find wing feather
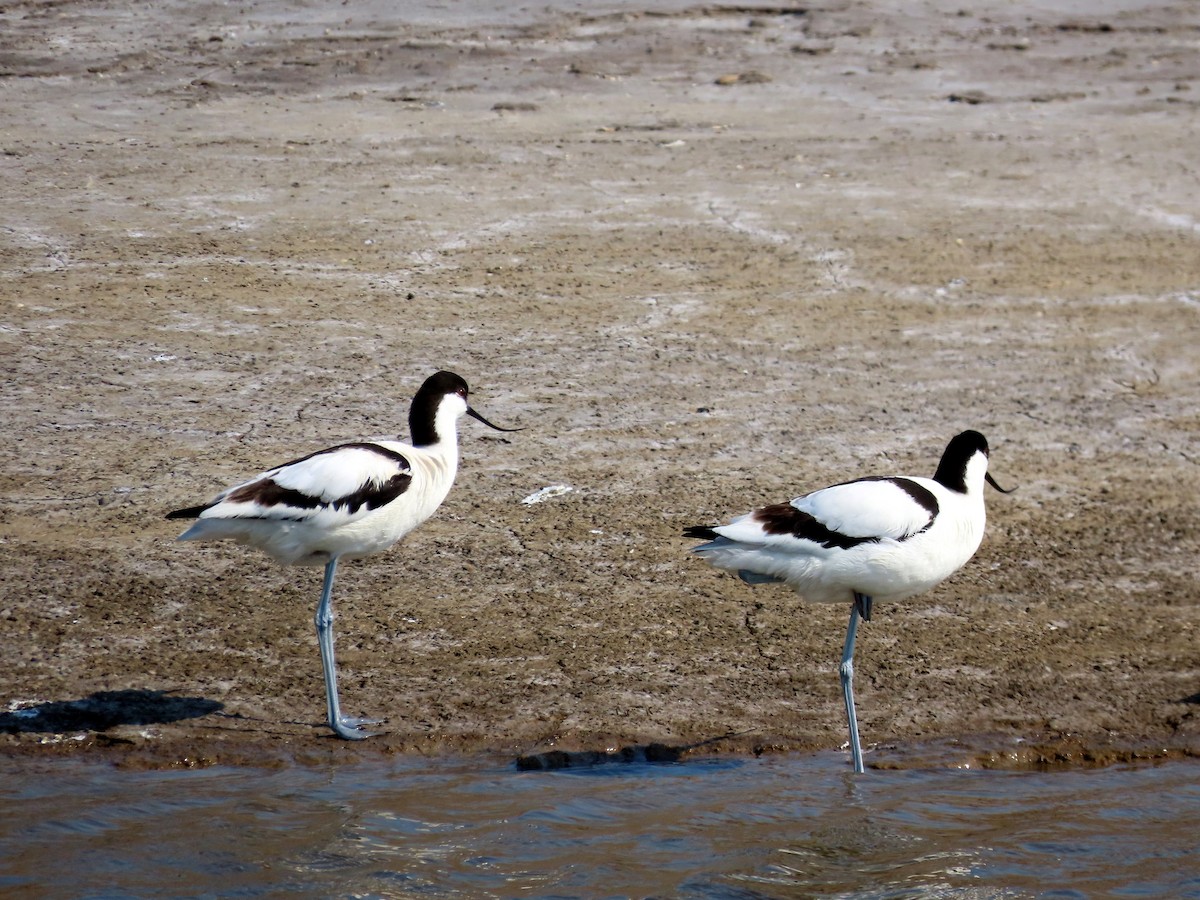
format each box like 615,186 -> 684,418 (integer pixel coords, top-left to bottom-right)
714,477 -> 938,550
200,443 -> 413,523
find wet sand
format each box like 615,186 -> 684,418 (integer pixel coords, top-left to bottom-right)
1,0 -> 1198,769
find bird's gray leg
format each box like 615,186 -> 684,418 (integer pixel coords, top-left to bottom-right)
854,592 -> 873,623
840,593 -> 870,773
315,557 -> 381,740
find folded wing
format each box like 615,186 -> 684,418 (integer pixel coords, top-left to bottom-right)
192,443 -> 414,524
714,476 -> 939,551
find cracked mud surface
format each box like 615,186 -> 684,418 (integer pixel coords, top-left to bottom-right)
1,0 -> 1198,769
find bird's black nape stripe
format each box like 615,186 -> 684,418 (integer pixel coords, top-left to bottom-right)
933,429 -> 989,493
683,525 -> 721,541
410,371 -> 469,447
755,503 -> 880,550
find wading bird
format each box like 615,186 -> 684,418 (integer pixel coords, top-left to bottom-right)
168,370 -> 519,740
685,430 -> 1011,772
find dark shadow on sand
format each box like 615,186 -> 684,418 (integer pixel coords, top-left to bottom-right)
0,689 -> 223,734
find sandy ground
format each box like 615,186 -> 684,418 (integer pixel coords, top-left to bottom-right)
1,0 -> 1198,770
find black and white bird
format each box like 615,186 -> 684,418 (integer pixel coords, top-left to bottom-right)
684,430 -> 1011,773
167,370 -> 519,740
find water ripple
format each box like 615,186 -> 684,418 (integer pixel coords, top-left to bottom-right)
1,755 -> 1198,898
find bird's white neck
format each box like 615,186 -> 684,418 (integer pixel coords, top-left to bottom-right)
963,452 -> 990,498
411,393 -> 467,449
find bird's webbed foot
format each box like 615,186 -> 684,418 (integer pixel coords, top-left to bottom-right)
330,715 -> 384,741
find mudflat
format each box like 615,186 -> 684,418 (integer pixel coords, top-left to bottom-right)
1,0 -> 1197,769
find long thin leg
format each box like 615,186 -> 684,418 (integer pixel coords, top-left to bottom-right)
315,557 -> 382,740
840,593 -> 871,774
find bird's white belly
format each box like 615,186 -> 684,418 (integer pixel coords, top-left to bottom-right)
799,525 -> 985,603
317,485 -> 450,563
701,522 -> 985,605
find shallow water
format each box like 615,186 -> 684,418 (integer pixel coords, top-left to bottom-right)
2,752 -> 1198,898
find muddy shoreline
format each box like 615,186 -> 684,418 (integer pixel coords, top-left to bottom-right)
1,0 -> 1198,769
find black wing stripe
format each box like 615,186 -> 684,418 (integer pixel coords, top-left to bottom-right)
272,441 -> 414,471
333,472 -> 413,514
753,477 -> 940,547
868,476 -> 939,536
219,442 -> 415,518
753,502 -> 878,550
222,472 -> 413,518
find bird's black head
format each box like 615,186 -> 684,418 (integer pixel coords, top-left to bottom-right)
410,370 -> 520,446
932,430 -> 1012,494
409,371 -> 469,446
416,370 -> 470,404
